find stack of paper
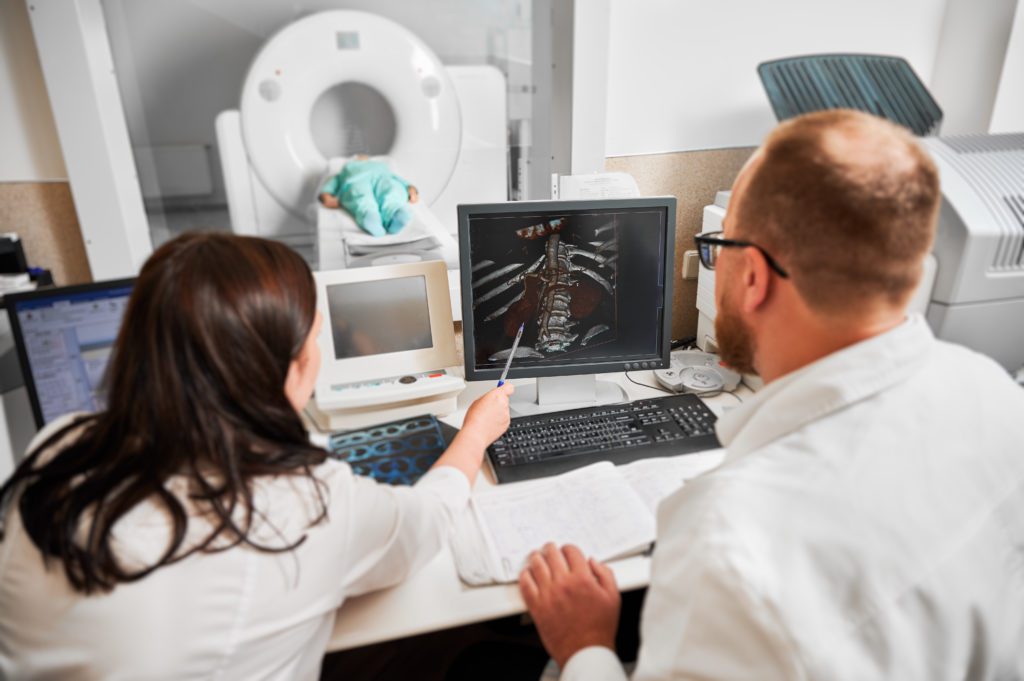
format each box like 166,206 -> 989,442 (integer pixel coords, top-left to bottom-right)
452,450 -> 725,585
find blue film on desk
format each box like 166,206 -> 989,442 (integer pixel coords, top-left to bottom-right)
327,415 -> 457,486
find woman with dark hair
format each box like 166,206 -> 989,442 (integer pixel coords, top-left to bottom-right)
0,233 -> 513,679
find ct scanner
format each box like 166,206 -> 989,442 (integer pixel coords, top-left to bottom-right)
216,10 -> 507,270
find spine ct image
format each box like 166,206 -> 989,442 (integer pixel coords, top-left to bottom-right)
473,217 -> 619,366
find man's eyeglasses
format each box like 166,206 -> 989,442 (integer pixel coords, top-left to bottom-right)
693,231 -> 789,278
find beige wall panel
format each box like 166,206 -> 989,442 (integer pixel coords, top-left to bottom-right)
605,148 -> 754,340
0,182 -> 92,285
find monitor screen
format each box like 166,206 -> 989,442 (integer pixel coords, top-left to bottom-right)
313,260 -> 459,395
327,275 -> 433,359
459,198 -> 675,380
7,281 -> 133,428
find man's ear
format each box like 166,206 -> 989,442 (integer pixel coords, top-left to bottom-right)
739,247 -> 773,314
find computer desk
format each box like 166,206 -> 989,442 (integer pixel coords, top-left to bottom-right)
326,370 -> 750,652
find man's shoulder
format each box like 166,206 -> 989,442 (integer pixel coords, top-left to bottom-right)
655,434 -> 861,561
916,338 -> 1024,418
930,339 -> 1019,388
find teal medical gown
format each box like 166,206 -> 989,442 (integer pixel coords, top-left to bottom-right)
320,160 -> 413,237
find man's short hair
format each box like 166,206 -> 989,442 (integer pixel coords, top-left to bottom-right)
736,109 -> 940,314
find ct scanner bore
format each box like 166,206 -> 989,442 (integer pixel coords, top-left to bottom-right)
238,10 -> 462,219
309,82 -> 398,160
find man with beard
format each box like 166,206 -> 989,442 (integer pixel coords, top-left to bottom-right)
519,109 -> 1024,680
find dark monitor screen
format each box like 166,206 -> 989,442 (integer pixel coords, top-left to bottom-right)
458,198 -> 675,381
5,279 -> 134,429
327,275 -> 433,359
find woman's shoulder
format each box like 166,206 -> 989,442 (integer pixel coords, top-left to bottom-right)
24,412 -> 96,466
249,458 -> 355,518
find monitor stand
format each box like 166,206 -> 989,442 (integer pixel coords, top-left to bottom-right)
510,374 -> 627,417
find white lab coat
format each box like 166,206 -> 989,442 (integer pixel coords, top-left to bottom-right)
0,420 -> 469,680
563,315 -> 1024,680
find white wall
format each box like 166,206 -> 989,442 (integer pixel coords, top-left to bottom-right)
990,0 -> 1024,133
604,0 -> 949,156
930,0 -> 1019,134
0,0 -> 66,181
0,0 -> 68,481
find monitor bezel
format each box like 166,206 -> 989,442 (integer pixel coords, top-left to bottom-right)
458,197 -> 676,382
4,277 -> 136,430
313,260 -> 457,389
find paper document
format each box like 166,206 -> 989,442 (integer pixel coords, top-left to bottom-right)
619,450 -> 725,514
452,449 -> 725,585
557,172 -> 640,200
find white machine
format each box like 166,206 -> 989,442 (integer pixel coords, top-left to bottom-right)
654,349 -> 742,394
695,132 -> 1024,376
920,133 -> 1024,372
307,260 -> 465,431
216,10 -> 507,270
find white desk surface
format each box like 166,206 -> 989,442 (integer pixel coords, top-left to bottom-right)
327,371 -> 749,651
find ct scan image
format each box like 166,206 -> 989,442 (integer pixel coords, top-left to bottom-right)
468,209 -> 666,371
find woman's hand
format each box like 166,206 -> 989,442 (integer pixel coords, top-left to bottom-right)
460,383 -> 515,448
431,384 -> 514,483
320,193 -> 340,209
408,185 -> 420,204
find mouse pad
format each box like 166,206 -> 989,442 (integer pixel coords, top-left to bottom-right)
327,415 -> 459,486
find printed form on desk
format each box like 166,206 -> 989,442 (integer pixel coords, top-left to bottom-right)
451,450 -> 725,585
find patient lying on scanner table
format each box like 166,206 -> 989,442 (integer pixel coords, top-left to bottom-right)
319,155 -> 420,237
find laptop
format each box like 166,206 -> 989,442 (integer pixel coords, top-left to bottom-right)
5,279 -> 134,429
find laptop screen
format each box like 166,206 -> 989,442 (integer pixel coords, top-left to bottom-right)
6,280 -> 133,428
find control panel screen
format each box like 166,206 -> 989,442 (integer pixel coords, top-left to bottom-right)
327,275 -> 433,359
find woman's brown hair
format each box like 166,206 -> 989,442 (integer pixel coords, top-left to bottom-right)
0,233 -> 327,594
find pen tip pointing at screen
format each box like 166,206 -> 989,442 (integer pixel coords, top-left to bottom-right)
497,323 -> 526,387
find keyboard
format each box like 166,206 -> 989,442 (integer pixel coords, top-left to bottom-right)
487,393 -> 720,483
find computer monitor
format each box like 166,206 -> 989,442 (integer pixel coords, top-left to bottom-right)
5,279 -> 134,429
310,260 -> 464,429
458,198 -> 676,414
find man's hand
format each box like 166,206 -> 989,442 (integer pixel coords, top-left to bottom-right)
320,193 -> 340,209
408,185 -> 419,204
519,543 -> 621,669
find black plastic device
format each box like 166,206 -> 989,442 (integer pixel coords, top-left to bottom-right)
487,393 -> 719,484
458,197 -> 676,383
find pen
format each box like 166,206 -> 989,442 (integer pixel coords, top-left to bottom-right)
497,323 -> 525,387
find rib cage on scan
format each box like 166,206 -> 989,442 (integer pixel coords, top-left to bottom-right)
472,216 -> 619,365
